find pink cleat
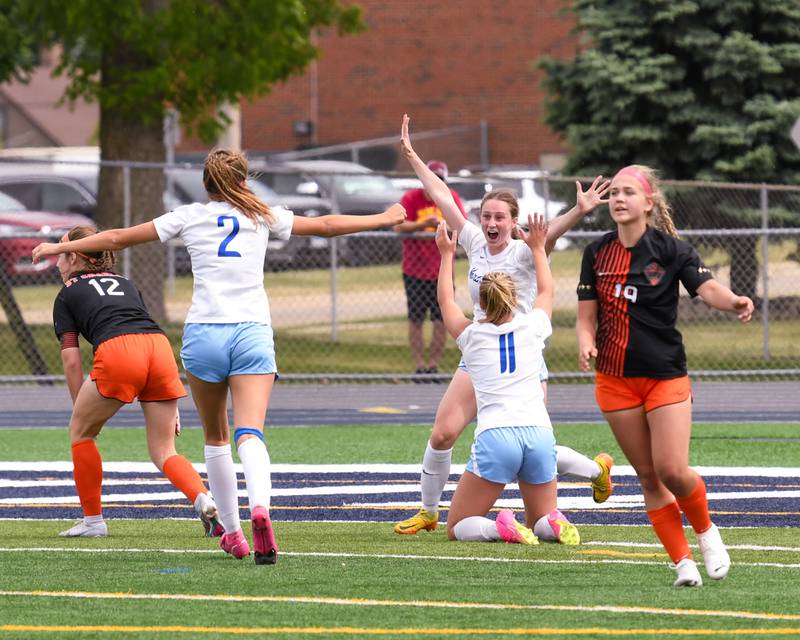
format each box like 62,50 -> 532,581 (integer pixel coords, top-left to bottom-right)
220,528 -> 250,559
547,509 -> 581,545
251,505 -> 278,565
495,509 -> 538,545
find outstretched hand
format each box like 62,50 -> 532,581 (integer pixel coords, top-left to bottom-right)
32,242 -> 59,264
400,114 -> 416,162
517,213 -> 548,252
435,220 -> 457,256
576,175 -> 611,215
733,296 -> 754,323
383,203 -> 407,226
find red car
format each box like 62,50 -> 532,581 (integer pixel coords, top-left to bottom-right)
0,192 -> 94,283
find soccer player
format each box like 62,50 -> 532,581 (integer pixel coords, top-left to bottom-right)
51,226 -> 221,538
576,165 -> 754,586
394,114 -> 614,536
33,149 -> 406,563
435,214 -> 578,545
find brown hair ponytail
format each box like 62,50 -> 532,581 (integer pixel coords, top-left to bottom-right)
203,149 -> 274,225
65,226 -> 116,272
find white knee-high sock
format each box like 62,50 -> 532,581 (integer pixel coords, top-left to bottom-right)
237,436 -> 271,511
534,514 -> 558,541
421,441 -> 452,514
204,444 -> 240,532
555,445 -> 600,479
453,516 -> 502,541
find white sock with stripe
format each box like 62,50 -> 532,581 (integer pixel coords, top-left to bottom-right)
237,436 -> 272,511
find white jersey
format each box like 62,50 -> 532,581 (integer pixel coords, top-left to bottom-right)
456,309 -> 552,436
153,201 -> 294,324
458,220 -> 537,321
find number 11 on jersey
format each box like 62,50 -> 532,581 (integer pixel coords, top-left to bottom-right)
499,332 -> 516,374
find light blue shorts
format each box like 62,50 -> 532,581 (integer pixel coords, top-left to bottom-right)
458,357 -> 549,382
181,322 -> 276,383
465,426 -> 556,485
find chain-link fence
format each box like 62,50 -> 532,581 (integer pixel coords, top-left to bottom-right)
0,157 -> 797,383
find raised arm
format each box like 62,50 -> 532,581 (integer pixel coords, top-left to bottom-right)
292,203 -> 406,237
32,222 -> 159,263
696,280 -> 754,322
519,214 -> 553,318
400,115 -> 466,232
435,221 -> 470,339
544,176 -> 610,255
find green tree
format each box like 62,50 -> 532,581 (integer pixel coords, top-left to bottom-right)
540,0 -> 800,299
0,0 -> 362,319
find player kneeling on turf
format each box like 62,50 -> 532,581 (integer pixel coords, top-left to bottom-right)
435,215 -> 579,546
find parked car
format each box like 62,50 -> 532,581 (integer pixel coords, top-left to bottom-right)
168,167 -> 335,270
0,191 -> 94,283
254,160 -> 405,265
0,171 -> 97,217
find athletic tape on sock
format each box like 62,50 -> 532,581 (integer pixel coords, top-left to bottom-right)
234,427 -> 264,443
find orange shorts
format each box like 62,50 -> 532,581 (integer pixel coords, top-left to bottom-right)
91,333 -> 186,403
595,372 -> 691,413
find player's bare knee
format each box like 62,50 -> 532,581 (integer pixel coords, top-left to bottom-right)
656,465 -> 691,493
636,468 -> 662,493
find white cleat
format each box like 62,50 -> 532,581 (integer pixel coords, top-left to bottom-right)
672,558 -> 703,587
697,523 -> 731,580
58,520 -> 108,538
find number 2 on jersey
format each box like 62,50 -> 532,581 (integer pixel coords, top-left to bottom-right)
499,332 -> 516,374
217,215 -> 242,257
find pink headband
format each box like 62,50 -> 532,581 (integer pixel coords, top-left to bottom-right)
614,166 -> 652,195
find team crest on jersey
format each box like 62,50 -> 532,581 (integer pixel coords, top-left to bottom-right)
644,262 -> 665,285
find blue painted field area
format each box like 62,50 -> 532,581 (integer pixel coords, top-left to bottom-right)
2,463 -> 798,528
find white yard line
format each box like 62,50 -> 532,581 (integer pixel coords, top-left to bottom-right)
4,461 -> 800,476
0,546 -> 799,569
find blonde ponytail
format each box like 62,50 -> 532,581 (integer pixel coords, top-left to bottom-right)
479,271 -> 517,324
629,164 -> 679,238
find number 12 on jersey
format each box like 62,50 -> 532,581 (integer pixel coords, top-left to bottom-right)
499,332 -> 516,374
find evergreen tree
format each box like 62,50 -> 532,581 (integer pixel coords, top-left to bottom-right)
540,0 -> 800,298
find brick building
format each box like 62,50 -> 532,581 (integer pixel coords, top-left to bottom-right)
203,0 -> 578,172
1,3 -> 578,173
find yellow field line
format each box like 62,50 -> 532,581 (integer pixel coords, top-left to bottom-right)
2,624 -> 800,636
1,590 -> 799,622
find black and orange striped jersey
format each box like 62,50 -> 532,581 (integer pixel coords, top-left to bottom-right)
577,227 -> 713,379
53,271 -> 163,352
